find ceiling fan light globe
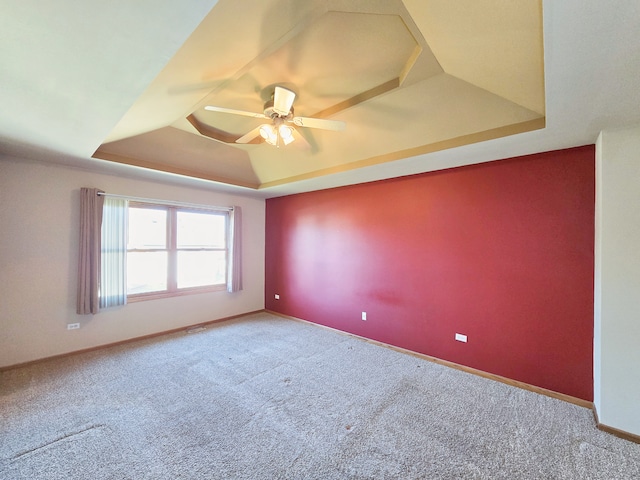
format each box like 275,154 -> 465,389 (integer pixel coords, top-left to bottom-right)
259,125 -> 277,145
282,135 -> 295,146
279,125 -> 294,141
259,124 -> 272,140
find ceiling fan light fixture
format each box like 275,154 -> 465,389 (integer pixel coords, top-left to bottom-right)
205,84 -> 345,147
258,121 -> 296,147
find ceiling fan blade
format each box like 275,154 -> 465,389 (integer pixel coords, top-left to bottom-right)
273,86 -> 296,116
204,105 -> 267,119
235,125 -> 264,144
292,116 -> 346,131
293,127 -> 314,152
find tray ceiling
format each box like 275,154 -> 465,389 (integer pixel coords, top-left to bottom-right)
94,0 -> 545,189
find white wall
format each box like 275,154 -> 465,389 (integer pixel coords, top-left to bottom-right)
0,155 -> 265,368
594,124 -> 640,436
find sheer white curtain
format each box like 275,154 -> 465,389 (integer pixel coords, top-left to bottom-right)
227,206 -> 243,293
100,197 -> 128,308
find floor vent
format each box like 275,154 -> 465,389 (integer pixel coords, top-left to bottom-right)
186,326 -> 206,334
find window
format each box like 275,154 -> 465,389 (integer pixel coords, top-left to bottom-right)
127,203 -> 229,299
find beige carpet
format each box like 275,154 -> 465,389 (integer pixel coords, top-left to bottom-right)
1,312 -> 639,479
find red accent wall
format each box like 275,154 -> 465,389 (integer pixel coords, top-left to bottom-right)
265,146 -> 595,401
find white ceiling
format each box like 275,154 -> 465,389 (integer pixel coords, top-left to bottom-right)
1,0 -> 639,199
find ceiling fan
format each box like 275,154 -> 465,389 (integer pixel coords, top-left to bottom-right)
204,86 -> 346,148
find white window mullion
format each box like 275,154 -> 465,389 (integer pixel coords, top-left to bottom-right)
168,207 -> 178,292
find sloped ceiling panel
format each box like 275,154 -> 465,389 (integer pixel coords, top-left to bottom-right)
97,126 -> 260,188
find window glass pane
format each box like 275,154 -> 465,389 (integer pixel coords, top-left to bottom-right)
177,211 -> 226,248
177,251 -> 226,288
128,207 -> 166,249
127,251 -> 167,294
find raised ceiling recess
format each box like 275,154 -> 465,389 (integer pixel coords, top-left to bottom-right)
94,0 -> 545,190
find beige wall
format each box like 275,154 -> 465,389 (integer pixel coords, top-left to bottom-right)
594,123 -> 640,436
0,155 -> 265,368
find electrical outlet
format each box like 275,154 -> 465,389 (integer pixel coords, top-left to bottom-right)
274,294 -> 280,300
455,333 -> 467,343
361,312 -> 367,321
67,323 -> 80,330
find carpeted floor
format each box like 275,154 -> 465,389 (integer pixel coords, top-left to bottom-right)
1,312 -> 639,479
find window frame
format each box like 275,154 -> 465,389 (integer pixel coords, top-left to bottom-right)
127,202 -> 229,302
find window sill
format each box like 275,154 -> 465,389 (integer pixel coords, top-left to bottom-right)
127,284 -> 227,303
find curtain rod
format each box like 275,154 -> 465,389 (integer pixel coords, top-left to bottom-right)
97,192 -> 233,212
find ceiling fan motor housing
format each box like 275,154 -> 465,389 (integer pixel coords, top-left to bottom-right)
263,98 -> 294,120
